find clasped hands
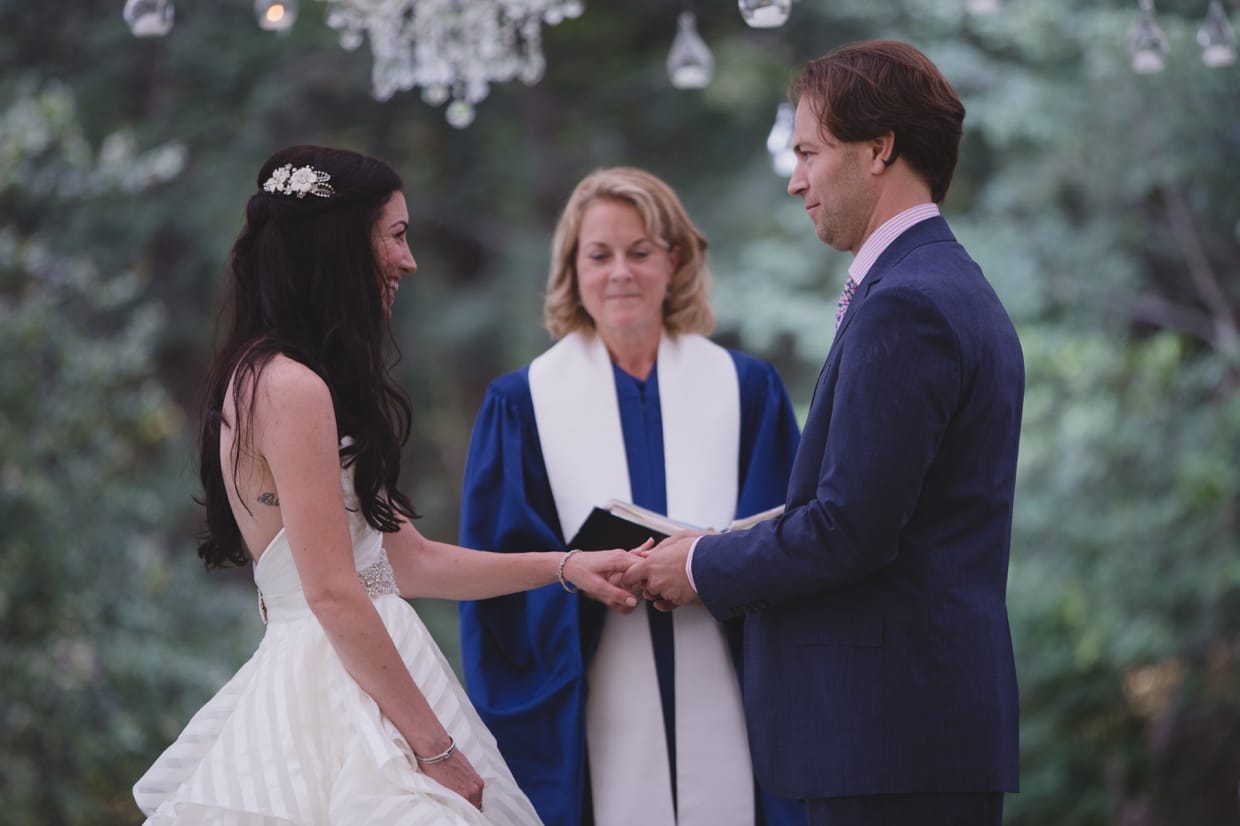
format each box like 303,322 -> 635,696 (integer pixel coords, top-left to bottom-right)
621,531 -> 709,612
565,530 -> 709,612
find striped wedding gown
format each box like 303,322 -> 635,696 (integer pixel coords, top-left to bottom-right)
133,461 -> 542,825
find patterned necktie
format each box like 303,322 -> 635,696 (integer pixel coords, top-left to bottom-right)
834,276 -> 859,330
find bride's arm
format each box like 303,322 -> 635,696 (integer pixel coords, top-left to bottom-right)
385,522 -> 640,607
254,359 -> 482,807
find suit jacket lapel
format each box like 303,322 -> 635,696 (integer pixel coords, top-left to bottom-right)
832,215 -> 956,342
810,216 -> 958,407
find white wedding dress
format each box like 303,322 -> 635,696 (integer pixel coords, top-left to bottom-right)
134,460 -> 542,825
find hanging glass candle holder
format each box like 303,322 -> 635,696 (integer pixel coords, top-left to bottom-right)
1126,0 -> 1170,74
256,0 -> 298,32
667,12 -> 714,90
738,0 -> 791,29
964,0 -> 1000,14
766,101 -> 797,177
1197,0 -> 1237,67
123,0 -> 174,37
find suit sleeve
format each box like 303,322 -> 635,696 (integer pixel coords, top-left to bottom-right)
696,287 -> 961,618
457,373 -> 587,825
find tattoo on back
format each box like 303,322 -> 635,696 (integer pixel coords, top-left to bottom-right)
257,492 -> 280,507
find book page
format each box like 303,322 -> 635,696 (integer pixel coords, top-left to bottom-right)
602,499 -> 784,535
725,504 -> 785,532
604,499 -> 701,536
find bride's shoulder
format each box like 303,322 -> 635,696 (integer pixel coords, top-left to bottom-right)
255,355 -> 329,400
248,356 -> 335,436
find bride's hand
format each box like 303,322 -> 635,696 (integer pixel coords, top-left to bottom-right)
604,570 -> 646,615
419,747 -> 485,810
606,538 -> 655,613
564,549 -> 639,610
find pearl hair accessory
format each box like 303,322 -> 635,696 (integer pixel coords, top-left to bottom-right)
262,163 -> 335,199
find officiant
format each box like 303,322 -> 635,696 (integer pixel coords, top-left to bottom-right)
458,166 -> 804,826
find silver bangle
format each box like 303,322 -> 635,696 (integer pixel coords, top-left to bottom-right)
558,549 -> 583,593
414,736 -> 457,765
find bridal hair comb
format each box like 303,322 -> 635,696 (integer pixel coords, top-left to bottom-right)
262,163 -> 334,199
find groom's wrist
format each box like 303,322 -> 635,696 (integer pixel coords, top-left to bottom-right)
684,536 -> 703,593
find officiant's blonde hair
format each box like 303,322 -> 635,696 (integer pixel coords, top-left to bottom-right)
544,167 -> 715,339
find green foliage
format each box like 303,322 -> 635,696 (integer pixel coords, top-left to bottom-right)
1010,331 -> 1240,824
0,84 -> 259,824
3,2 -> 1239,823
941,6 -> 1240,821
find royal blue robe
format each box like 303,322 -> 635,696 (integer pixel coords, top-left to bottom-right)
459,349 -> 803,826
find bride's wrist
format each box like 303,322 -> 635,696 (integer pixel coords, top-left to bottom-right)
412,735 -> 456,765
410,732 -> 454,761
557,549 -> 583,593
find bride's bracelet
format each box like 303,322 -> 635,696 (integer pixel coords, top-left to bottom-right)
558,549 -> 583,593
414,737 -> 457,765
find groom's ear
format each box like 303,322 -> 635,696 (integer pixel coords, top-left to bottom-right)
869,131 -> 897,173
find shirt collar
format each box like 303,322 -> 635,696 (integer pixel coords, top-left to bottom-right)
848,203 -> 941,285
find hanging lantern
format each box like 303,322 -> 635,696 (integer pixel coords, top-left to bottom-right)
667,11 -> 714,90
256,0 -> 298,32
123,0 -> 174,37
738,0 -> 791,29
1127,0 -> 1170,73
1197,0 -> 1237,67
964,0 -> 1001,14
766,102 -> 796,177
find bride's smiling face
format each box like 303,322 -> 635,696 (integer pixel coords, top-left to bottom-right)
372,191 -> 416,317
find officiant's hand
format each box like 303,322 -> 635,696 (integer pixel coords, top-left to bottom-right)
563,549 -> 641,610
624,531 -> 706,611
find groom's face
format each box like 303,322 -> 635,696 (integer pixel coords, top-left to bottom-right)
787,95 -> 876,256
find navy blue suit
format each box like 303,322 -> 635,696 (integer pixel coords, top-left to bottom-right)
692,217 -> 1023,804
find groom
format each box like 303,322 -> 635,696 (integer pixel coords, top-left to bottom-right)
626,40 -> 1023,826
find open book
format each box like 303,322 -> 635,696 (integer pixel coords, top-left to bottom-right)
567,500 -> 785,551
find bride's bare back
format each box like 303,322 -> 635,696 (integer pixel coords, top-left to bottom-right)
219,354 -> 322,564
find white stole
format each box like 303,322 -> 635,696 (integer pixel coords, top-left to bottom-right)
528,331 -> 755,826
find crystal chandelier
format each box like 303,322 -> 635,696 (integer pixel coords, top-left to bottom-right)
122,0 -> 585,127
323,0 -> 584,126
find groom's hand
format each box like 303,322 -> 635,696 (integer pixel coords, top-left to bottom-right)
623,531 -> 705,611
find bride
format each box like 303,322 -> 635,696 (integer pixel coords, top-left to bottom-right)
133,145 -> 639,825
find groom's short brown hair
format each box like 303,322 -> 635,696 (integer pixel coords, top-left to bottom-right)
792,40 -> 966,204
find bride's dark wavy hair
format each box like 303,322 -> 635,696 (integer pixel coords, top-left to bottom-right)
198,145 -> 418,569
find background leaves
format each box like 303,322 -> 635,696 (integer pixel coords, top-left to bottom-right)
1,1 -> 1237,823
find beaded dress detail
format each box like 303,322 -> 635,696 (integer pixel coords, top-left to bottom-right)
134,456 -> 541,825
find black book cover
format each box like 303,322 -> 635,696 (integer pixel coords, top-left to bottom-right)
567,507 -> 671,551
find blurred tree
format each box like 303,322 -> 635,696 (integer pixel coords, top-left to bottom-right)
1011,330 -> 1240,825
1,1 -> 1237,823
934,4 -> 1240,824
0,83 -> 260,823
